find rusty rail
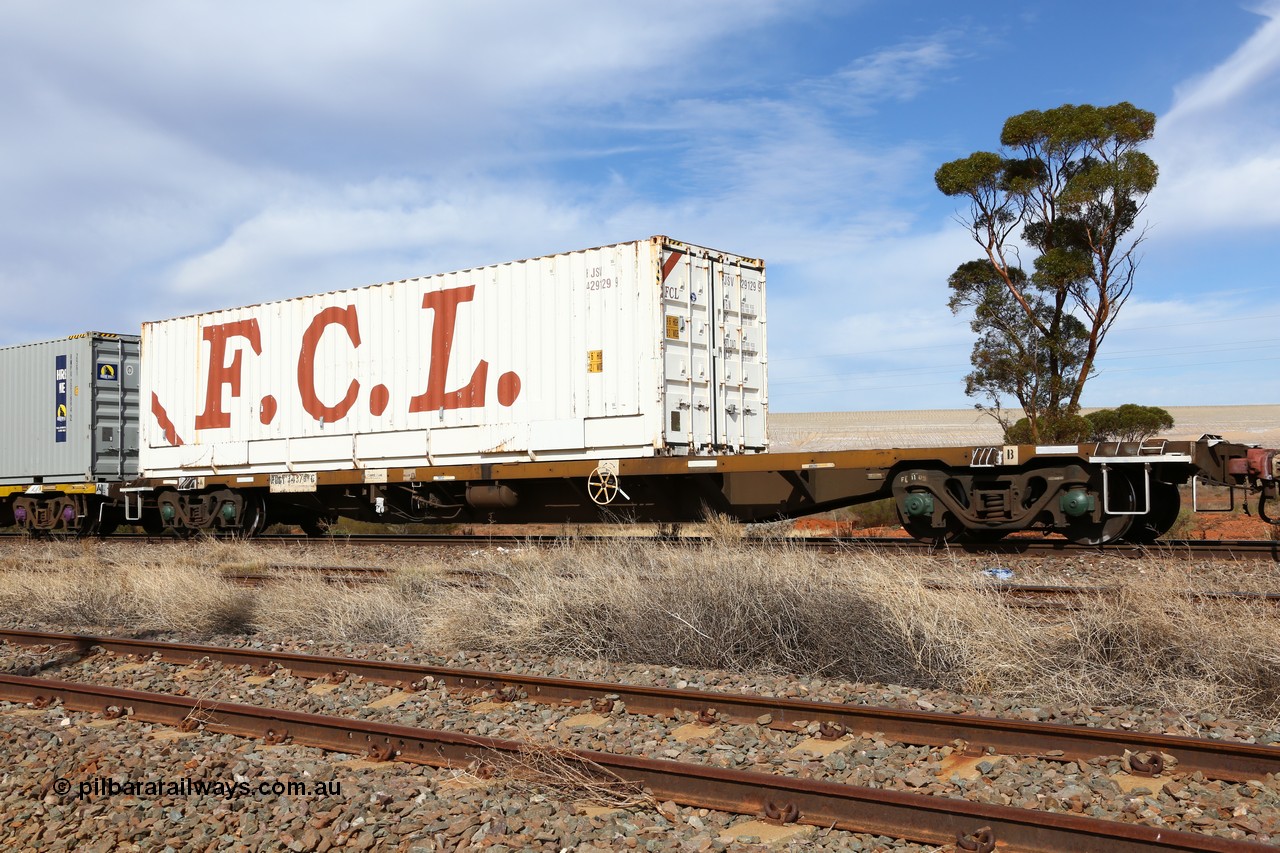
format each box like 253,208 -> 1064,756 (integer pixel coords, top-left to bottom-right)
1,530 -> 1278,559
5,629 -> 1278,782
0,674 -> 1268,852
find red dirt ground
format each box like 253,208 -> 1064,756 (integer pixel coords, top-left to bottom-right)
1178,514 -> 1275,540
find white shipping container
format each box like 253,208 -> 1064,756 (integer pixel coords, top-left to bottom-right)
141,237 -> 767,477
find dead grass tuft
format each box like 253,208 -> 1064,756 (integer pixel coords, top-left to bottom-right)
485,743 -> 653,810
425,540 -> 1010,684
0,561 -> 252,635
251,575 -> 428,643
422,540 -> 1280,722
1021,566 -> 1280,720
4,537 -> 1279,722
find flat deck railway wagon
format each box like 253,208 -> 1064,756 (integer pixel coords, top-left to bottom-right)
1,236 -> 1277,542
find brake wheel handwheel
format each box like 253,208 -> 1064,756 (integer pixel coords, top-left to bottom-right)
587,467 -> 620,505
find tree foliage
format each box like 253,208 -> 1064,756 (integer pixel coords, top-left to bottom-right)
1084,404 -> 1174,442
1003,414 -> 1091,445
1003,404 -> 1173,444
936,103 -> 1158,443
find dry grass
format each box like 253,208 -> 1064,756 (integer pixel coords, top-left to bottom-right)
2,537 -> 1279,722
0,548 -> 253,635
1031,569 -> 1280,717
251,575 -> 430,643
419,540 -> 1280,721
481,743 -> 654,809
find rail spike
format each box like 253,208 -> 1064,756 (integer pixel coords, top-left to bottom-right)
1128,751 -> 1165,778
817,721 -> 847,741
956,825 -> 996,853
762,800 -> 800,826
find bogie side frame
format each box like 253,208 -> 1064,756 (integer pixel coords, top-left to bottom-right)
9,434 -> 1267,544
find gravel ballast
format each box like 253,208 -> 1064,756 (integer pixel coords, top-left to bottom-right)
2,625 -> 1278,849
2,540 -> 1280,849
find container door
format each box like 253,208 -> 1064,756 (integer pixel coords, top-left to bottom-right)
710,257 -> 766,450
90,336 -> 140,480
660,246 -> 716,450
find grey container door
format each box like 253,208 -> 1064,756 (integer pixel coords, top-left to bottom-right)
90,336 -> 140,480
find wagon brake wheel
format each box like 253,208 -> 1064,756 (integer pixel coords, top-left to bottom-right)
587,467 -> 621,506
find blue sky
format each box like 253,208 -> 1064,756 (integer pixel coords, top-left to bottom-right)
1,1 -> 1277,413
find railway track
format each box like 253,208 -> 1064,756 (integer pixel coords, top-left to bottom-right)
4,629 -> 1276,781
3,629 -> 1276,850
2,529 -> 1278,560
218,569 -> 1280,613
5,557 -> 1279,606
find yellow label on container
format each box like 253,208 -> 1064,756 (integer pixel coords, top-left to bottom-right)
587,350 -> 603,373
666,315 -> 680,339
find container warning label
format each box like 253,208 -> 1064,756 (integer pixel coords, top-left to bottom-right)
587,350 -> 603,373
666,315 -> 681,339
55,355 -> 68,443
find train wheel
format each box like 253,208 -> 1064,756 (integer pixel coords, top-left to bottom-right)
141,512 -> 166,536
238,495 -> 267,538
897,506 -> 964,545
1064,475 -> 1135,545
1124,482 -> 1181,544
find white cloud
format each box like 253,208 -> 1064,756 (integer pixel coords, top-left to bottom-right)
166,178 -> 600,309
0,1 -> 798,148
0,2 -> 807,340
1147,2 -> 1280,234
818,37 -> 959,108
0,2 -> 1271,415
1162,3 -> 1280,123
1080,294 -> 1280,406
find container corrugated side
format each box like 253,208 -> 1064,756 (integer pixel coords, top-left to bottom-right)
141,236 -> 765,477
0,333 -> 140,486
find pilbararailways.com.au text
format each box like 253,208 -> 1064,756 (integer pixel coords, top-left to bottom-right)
54,775 -> 343,800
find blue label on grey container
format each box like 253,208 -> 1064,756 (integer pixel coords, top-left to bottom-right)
97,362 -> 118,382
55,354 -> 67,443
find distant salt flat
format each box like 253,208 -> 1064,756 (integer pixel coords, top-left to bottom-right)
768,405 -> 1280,451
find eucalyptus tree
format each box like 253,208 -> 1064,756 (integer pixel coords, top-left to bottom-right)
935,103 -> 1158,442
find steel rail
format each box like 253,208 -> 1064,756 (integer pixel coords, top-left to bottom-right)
229,568 -> 1280,607
0,673 -> 1268,853
935,582 -> 1280,607
5,628 -> 1277,783
232,533 -> 1280,559
1,530 -> 1277,558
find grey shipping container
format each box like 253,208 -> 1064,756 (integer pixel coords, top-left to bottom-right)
0,333 -> 140,487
